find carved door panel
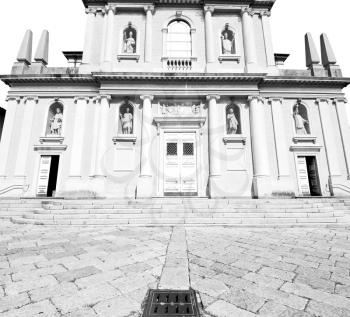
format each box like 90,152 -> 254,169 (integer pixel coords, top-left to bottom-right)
36,156 -> 52,196
296,156 -> 311,196
164,133 -> 197,196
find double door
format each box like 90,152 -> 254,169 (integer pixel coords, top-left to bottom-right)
163,133 -> 198,196
296,156 -> 322,196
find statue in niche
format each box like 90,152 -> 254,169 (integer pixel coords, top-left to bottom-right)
227,107 -> 239,134
123,23 -> 137,54
49,107 -> 63,135
221,24 -> 236,55
120,107 -> 133,134
293,105 -> 309,135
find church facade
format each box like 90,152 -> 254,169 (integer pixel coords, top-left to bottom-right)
0,0 -> 350,199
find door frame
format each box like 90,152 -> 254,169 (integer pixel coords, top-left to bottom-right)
157,128 -> 205,197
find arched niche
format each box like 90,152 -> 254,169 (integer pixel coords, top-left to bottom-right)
123,22 -> 137,54
221,24 -> 236,55
46,102 -> 64,136
0,107 -> 6,142
293,103 -> 310,135
118,102 -> 134,135
226,104 -> 241,135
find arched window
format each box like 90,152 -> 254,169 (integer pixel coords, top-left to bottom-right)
221,24 -> 236,55
167,20 -> 192,57
293,103 -> 310,135
46,102 -> 64,136
226,104 -> 241,134
119,103 -> 134,135
123,23 -> 137,54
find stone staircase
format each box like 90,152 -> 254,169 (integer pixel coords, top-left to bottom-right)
0,198 -> 350,227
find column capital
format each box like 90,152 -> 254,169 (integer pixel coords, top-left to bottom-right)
315,98 -> 330,104
204,6 -> 215,14
74,96 -> 90,104
260,11 -> 271,18
96,8 -> 106,16
333,97 -> 348,104
206,94 -> 220,101
85,8 -> 97,15
105,5 -> 116,14
5,96 -> 21,103
241,7 -> 254,16
248,95 -> 264,103
140,95 -> 154,102
268,97 -> 284,104
100,94 -> 112,102
23,96 -> 39,104
144,5 -> 155,14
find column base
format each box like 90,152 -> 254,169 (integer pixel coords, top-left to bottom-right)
209,175 -> 223,198
271,175 -> 296,198
245,64 -> 263,73
137,175 -> 154,198
86,176 -> 107,198
252,176 -> 272,198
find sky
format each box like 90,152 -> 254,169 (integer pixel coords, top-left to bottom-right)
0,0 -> 349,110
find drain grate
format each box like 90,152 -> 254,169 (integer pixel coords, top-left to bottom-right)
143,289 -> 200,316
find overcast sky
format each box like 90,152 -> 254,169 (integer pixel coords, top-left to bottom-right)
0,0 -> 349,111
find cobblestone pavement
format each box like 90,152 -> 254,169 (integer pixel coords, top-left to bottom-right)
0,220 -> 350,316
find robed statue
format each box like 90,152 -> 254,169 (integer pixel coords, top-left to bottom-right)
293,106 -> 309,134
227,108 -> 239,134
50,107 -> 63,135
120,107 -> 133,134
123,29 -> 136,54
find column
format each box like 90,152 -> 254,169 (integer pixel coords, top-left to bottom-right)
261,11 -> 275,68
14,96 -> 38,179
317,98 -> 341,180
190,28 -> 196,58
249,96 -> 271,197
144,5 -> 154,63
102,5 -> 116,66
0,97 -> 20,178
334,98 -> 350,179
89,97 -> 101,176
69,97 -> 89,177
162,28 -> 168,57
94,95 -> 111,177
242,8 -> 259,72
82,8 -> 96,64
204,6 -> 215,64
269,98 -> 291,178
137,95 -> 154,198
207,95 -> 221,178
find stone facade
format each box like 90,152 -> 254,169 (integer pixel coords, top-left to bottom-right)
0,0 -> 350,199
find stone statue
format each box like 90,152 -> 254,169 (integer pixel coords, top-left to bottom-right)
293,107 -> 309,134
221,32 -> 234,55
49,107 -> 63,135
120,107 -> 133,134
124,31 -> 136,54
227,108 -> 239,134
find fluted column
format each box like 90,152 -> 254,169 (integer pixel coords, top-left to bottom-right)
242,8 -> 259,72
334,98 -> 350,179
207,95 -> 221,178
14,96 -> 38,179
137,95 -> 154,198
144,5 -> 154,63
94,95 -> 111,177
317,98 -> 341,182
102,6 -> 116,67
269,98 -> 290,178
249,96 -> 271,197
261,11 -> 275,68
82,8 -> 96,64
0,97 -> 20,178
69,97 -> 89,177
204,6 -> 215,64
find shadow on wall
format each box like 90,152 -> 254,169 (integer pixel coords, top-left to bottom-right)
0,108 -> 5,142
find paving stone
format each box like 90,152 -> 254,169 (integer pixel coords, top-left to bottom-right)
206,299 -> 257,317
243,272 -> 284,289
306,299 -> 350,317
75,270 -> 123,289
259,266 -> 296,282
335,284 -> 350,298
1,299 -> 59,317
192,277 -> 229,297
259,300 -> 312,317
62,307 -> 97,317
93,295 -> 140,317
5,275 -> 57,296
0,294 -> 30,313
54,266 -> 101,283
29,282 -> 78,302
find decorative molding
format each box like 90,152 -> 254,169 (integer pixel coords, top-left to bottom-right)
218,55 -> 241,63
290,145 -> 322,152
315,98 -> 330,104
117,54 -> 140,62
23,96 -> 39,104
248,95 -> 264,103
268,97 -> 283,104
153,116 -> 206,134
260,11 -> 271,17
5,96 -> 21,103
112,135 -> 137,145
223,135 -> 247,145
39,136 -> 65,144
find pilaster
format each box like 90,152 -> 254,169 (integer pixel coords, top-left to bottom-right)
144,5 -> 155,63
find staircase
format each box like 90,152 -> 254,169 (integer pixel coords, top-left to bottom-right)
1,198 -> 350,227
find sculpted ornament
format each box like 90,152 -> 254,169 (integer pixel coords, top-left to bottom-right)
293,105 -> 309,135
49,107 -> 63,135
160,102 -> 202,116
120,106 -> 133,135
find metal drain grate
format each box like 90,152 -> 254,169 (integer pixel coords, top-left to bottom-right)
143,289 -> 200,316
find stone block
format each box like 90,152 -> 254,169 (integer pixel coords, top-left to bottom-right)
54,266 -> 101,283
206,300 -> 257,317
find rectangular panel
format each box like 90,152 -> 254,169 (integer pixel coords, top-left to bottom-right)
296,156 -> 310,196
36,156 -> 52,196
114,147 -> 135,172
226,147 -> 246,171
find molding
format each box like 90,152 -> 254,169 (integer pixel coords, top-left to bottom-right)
74,96 -> 90,103
34,143 -> 67,152
23,96 -> 39,104
153,116 -> 206,134
292,135 -> 317,144
218,55 -> 241,63
223,135 -> 247,145
5,96 -> 21,103
140,95 -> 154,101
117,54 -> 140,62
206,95 -> 220,101
112,135 -> 137,145
290,145 -> 322,152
